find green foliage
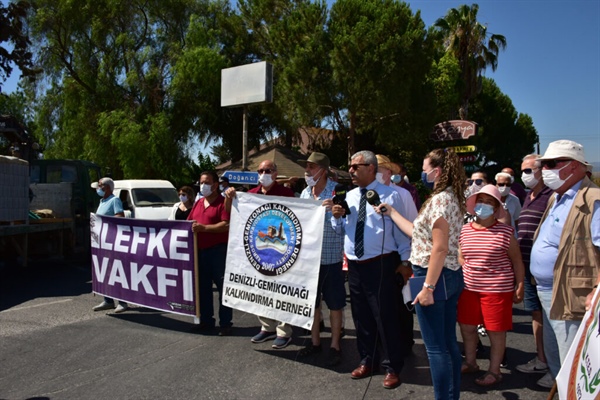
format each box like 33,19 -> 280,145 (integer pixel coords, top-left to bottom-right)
0,1 -> 39,83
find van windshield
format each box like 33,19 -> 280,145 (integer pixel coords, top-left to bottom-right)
131,188 -> 179,207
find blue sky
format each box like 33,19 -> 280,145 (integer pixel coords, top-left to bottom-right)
2,0 -> 599,164
406,0 -> 600,164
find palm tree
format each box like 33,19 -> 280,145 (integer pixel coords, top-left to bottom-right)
434,3 -> 506,119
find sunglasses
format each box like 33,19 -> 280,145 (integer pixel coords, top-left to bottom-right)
540,159 -> 571,169
257,169 -> 274,174
467,179 -> 484,186
521,168 -> 538,174
496,183 -> 512,187
349,163 -> 370,170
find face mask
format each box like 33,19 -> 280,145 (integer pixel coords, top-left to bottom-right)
421,169 -> 435,190
200,183 -> 213,197
376,172 -> 385,185
497,186 -> 511,197
542,161 -> 572,191
521,172 -> 539,189
219,185 -> 224,192
96,189 -> 105,197
258,173 -> 273,187
391,174 -> 402,184
305,169 -> 323,187
474,203 -> 495,219
179,195 -> 188,203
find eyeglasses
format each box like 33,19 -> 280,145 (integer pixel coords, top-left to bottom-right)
467,179 -> 484,186
257,169 -> 275,174
496,183 -> 512,187
349,163 -> 370,170
521,168 -> 538,174
540,159 -> 571,169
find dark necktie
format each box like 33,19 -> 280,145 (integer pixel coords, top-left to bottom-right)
355,188 -> 367,258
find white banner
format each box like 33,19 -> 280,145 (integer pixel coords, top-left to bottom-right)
557,287 -> 600,399
223,193 -> 324,330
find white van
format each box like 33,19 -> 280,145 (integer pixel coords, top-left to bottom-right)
113,180 -> 179,220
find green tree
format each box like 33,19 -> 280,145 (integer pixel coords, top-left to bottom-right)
0,0 -> 39,85
434,3 -> 506,119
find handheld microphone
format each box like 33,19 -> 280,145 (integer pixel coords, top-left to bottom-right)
333,183 -> 351,216
366,189 -> 387,213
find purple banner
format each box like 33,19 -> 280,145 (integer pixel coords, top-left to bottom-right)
90,214 -> 197,316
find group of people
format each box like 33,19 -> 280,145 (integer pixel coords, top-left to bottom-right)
89,139 -> 599,399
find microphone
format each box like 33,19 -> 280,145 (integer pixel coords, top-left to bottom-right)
333,183 -> 351,216
366,189 -> 387,213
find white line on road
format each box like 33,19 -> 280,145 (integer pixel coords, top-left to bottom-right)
0,298 -> 73,313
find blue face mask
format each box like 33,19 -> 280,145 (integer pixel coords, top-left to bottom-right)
474,203 -> 495,219
421,170 -> 435,190
96,188 -> 105,197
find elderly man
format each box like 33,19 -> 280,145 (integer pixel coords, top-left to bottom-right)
297,152 -> 345,365
495,171 -> 522,234
530,140 -> 600,389
331,150 -> 412,389
188,171 -> 232,336
225,160 -> 296,349
376,154 -> 418,357
514,154 -> 554,388
91,177 -> 128,313
218,176 -> 230,194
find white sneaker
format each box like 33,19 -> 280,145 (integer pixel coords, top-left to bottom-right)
516,356 -> 549,374
93,301 -> 115,311
114,304 -> 129,313
537,372 -> 555,389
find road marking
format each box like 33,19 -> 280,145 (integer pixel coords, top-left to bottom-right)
0,298 -> 73,313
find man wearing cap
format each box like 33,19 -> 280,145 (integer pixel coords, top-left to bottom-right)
91,177 -> 129,313
376,154 -> 418,357
224,160 -> 296,349
331,150 -> 412,389
530,140 -> 600,388
219,176 -> 230,195
297,152 -> 346,365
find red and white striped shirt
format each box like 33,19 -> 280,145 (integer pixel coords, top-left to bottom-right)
460,222 -> 515,293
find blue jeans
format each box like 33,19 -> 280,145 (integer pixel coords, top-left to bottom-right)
199,243 -> 232,328
413,266 -> 464,400
537,288 -> 581,378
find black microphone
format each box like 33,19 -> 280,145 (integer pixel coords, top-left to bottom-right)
366,189 -> 387,213
333,183 -> 351,216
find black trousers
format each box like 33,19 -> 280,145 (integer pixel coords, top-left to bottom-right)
348,254 -> 403,373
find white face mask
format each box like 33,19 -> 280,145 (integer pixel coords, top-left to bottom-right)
542,161 -> 572,191
200,183 -> 213,197
179,195 -> 188,203
305,168 -> 323,187
497,185 -> 511,197
376,172 -> 385,184
258,173 -> 273,187
521,171 -> 539,189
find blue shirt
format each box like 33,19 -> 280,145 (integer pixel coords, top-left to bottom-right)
96,194 -> 124,216
300,178 -> 343,265
331,180 -> 412,261
530,179 -> 600,290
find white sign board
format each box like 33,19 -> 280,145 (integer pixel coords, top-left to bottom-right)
221,61 -> 273,107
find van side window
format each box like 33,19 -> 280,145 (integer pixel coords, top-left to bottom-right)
46,165 -> 77,183
30,165 -> 40,183
119,190 -> 132,210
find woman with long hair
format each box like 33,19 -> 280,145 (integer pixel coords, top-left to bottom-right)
375,148 -> 466,399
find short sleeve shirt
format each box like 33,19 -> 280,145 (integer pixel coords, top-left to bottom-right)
409,187 -> 463,270
96,194 -> 123,216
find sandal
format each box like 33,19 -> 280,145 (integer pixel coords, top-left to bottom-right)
298,343 -> 322,357
475,371 -> 503,387
461,362 -> 480,374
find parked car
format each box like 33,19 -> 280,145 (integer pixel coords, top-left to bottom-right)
113,180 -> 179,220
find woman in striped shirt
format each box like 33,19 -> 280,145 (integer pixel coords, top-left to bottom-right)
458,184 -> 525,387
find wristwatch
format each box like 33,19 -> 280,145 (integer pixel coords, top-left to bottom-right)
400,260 -> 411,268
423,282 -> 436,291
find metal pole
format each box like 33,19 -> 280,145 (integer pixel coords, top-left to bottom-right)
242,105 -> 248,171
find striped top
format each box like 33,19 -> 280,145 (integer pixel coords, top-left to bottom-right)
517,186 -> 553,266
460,221 -> 515,293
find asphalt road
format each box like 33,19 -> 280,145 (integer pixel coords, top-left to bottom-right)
0,259 -> 554,400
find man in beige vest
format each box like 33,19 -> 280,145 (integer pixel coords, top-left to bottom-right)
530,140 -> 600,388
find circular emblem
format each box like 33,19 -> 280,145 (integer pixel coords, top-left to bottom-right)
243,202 -> 302,276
